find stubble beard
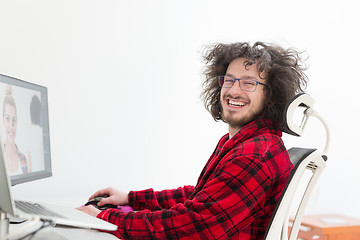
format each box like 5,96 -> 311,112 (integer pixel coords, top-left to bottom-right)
221,100 -> 265,130
222,110 -> 260,129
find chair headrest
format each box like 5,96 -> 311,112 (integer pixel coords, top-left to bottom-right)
282,93 -> 315,137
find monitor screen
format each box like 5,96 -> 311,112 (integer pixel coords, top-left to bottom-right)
0,74 -> 51,185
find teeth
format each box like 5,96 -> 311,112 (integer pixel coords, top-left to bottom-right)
229,100 -> 246,107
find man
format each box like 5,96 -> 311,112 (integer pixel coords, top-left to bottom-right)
78,41 -> 308,239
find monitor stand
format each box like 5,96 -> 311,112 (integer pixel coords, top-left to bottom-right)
0,212 -> 9,238
8,214 -> 26,224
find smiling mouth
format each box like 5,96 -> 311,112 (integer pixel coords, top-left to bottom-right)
7,130 -> 15,136
228,99 -> 246,107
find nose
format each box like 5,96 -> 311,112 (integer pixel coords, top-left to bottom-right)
227,79 -> 244,95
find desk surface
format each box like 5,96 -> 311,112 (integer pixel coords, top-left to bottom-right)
290,214 -> 360,240
299,214 -> 360,234
9,223 -> 119,240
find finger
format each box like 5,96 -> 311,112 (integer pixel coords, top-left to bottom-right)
98,196 -> 116,206
89,188 -> 111,200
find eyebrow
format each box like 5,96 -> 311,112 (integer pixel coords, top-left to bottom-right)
225,74 -> 257,80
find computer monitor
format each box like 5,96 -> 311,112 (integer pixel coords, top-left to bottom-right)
0,73 -> 51,186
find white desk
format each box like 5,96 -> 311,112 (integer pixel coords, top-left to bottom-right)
9,223 -> 119,240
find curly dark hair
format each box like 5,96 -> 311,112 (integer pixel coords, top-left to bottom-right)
201,41 -> 308,124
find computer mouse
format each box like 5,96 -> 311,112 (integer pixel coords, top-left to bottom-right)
85,196 -> 118,210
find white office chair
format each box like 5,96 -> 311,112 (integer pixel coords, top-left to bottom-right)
264,93 -> 330,240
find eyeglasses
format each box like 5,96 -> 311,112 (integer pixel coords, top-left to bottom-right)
218,75 -> 267,92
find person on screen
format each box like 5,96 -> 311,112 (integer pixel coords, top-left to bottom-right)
30,95 -> 42,127
78,41 -> 308,239
2,85 -> 31,175
28,95 -> 45,171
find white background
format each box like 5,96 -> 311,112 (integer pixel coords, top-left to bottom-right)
1,0 -> 359,218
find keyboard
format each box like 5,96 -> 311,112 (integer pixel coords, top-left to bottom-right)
15,200 -> 65,218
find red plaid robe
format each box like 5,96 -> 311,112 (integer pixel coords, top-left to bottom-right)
97,119 -> 293,239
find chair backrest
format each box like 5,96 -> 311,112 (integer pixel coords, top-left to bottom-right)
263,93 -> 330,240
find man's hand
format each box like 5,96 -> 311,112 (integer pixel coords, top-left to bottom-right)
76,205 -> 101,217
89,187 -> 129,207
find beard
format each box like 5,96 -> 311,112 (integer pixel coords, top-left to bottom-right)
220,95 -> 265,129
222,109 -> 263,129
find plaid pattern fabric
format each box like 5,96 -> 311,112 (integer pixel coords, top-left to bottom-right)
97,119 -> 293,239
19,151 -> 28,173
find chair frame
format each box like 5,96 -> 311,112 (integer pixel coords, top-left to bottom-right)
264,93 -> 330,240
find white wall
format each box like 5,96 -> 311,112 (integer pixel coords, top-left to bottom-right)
1,0 -> 359,218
